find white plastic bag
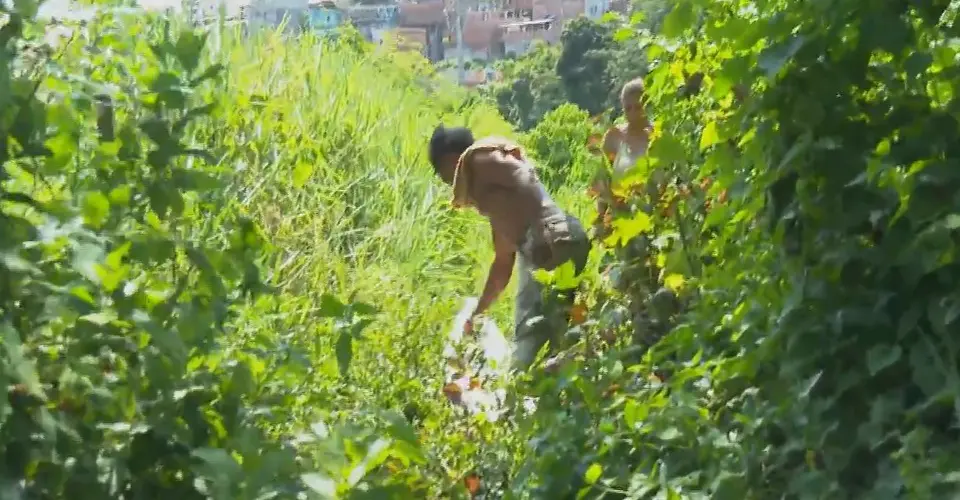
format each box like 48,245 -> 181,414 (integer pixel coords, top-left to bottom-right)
442,298 -> 510,421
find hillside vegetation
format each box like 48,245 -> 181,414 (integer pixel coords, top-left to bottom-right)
1,9 -> 550,498
4,0 -> 960,499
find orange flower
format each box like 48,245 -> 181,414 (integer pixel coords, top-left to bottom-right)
569,303 -> 588,325
660,200 -> 675,218
464,473 -> 481,495
469,377 -> 481,390
603,383 -> 621,397
718,189 -> 728,203
699,177 -> 712,190
587,133 -> 603,148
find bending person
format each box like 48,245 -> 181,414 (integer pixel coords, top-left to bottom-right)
428,126 -> 591,369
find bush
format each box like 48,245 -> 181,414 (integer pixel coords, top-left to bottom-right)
1,7 -> 524,499
1,8 -> 306,498
502,0 -> 960,498
521,103 -> 601,192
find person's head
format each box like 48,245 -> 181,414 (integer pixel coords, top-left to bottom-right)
429,125 -> 475,184
620,78 -> 647,125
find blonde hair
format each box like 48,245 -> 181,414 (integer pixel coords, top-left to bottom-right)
620,77 -> 645,101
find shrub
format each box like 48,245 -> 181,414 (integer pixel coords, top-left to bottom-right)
521,103 -> 601,193
504,0 -> 960,497
1,7 -> 307,498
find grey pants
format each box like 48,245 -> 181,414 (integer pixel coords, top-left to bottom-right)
512,214 -> 590,370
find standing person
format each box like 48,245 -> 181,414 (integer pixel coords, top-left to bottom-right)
589,78 -> 674,347
428,125 -> 591,370
592,77 -> 654,234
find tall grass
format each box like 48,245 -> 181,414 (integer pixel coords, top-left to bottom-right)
190,26 -> 590,492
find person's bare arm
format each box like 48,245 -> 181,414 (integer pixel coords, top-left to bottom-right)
592,128 -> 620,218
473,227 -> 516,318
601,127 -> 620,164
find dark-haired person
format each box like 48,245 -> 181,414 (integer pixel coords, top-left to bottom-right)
428,126 -> 591,370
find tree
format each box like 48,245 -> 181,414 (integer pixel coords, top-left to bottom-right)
486,42 -> 565,130
556,16 -> 617,116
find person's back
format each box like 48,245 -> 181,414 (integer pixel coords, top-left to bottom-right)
451,136 -> 566,256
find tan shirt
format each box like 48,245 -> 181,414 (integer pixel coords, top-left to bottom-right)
451,137 -> 559,252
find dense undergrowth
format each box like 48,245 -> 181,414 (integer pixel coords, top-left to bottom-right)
1,5 -> 587,498
4,0 -> 960,498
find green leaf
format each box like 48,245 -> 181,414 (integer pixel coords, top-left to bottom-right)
350,301 -> 380,317
661,2 -> 694,38
699,121 -> 721,151
904,52 -> 933,78
758,36 -> 805,79
658,427 -> 681,441
302,473 -> 337,498
535,259 -> 583,290
108,185 -> 132,206
13,0 -> 38,20
43,132 -> 76,170
712,471 -> 747,500
866,344 -> 902,376
648,132 -> 687,164
584,463 -> 602,484
624,398 -> 647,428
910,342 -> 943,397
175,29 -> 207,74
191,447 -> 242,480
336,332 -> 353,377
136,314 -> 188,365
293,162 -> 314,188
604,211 -> 653,247
319,294 -> 347,318
1,321 -> 44,400
613,27 -> 634,42
82,192 -> 110,228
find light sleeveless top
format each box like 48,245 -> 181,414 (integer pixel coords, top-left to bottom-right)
612,137 -> 647,180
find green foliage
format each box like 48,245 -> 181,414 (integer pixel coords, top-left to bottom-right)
0,6 -> 529,499
486,42 -> 565,131
556,16 -> 617,116
486,13 -> 654,132
498,0 -> 960,497
520,103 -> 599,192
0,7 -> 305,498
14,0 -> 960,498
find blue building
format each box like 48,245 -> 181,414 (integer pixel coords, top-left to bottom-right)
308,0 -> 345,33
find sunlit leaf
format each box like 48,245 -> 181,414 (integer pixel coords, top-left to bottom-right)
302,473 -> 337,498
584,463 -> 602,484
699,121 -> 721,151
293,162 -> 314,188
604,211 -> 653,247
